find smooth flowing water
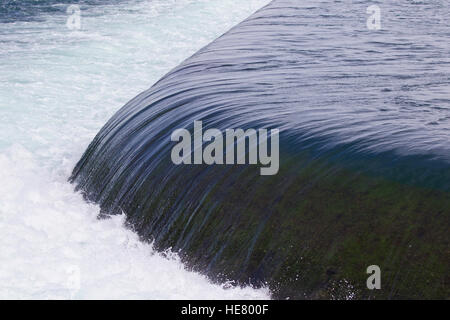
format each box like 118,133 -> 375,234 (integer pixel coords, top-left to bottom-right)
0,0 -> 271,299
70,0 -> 450,299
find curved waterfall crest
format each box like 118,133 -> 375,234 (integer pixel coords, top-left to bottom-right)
71,0 -> 450,299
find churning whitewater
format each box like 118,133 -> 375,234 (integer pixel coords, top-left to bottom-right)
0,0 -> 271,299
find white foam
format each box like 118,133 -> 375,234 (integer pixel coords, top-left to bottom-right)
0,0 -> 271,299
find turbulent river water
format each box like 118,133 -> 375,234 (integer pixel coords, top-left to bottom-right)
0,0 -> 271,299
2,0 -> 449,300
70,0 -> 450,299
